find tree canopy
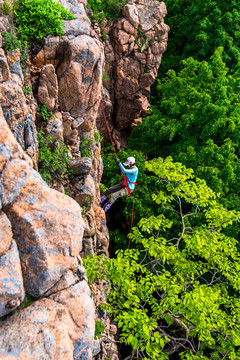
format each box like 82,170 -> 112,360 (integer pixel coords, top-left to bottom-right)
129,48 -> 240,209
159,0 -> 240,75
85,157 -> 240,359
97,0 -> 240,358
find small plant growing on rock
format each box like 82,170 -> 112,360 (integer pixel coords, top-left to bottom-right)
94,127 -> 102,143
80,129 -> 102,158
94,320 -> 105,339
87,0 -> 128,21
101,31 -> 109,41
22,85 -> 31,96
102,71 -> 110,83
37,104 -> 53,123
2,28 -> 28,70
37,130 -> 72,185
2,0 -> 12,15
80,137 -> 92,158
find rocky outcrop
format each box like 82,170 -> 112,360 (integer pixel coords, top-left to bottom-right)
97,0 -> 169,147
32,0 -> 109,258
0,20 -> 38,167
0,282 -> 94,360
0,104 -> 95,358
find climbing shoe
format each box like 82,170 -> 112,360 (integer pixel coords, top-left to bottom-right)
103,201 -> 112,212
100,194 -> 107,206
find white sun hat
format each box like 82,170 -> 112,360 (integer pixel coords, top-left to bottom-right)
124,156 -> 136,166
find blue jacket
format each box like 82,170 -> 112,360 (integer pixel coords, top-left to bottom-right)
119,162 -> 138,190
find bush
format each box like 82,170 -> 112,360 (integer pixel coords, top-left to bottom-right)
37,130 -> 72,185
14,0 -> 74,42
2,29 -> 28,70
80,129 -> 102,157
37,104 -> 53,123
87,0 -> 128,21
2,0 -> 12,15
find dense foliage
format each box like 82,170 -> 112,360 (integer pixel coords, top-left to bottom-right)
159,0 -> 240,76
129,48 -> 240,209
85,158 -> 240,359
14,0 -> 74,42
97,0 -> 240,358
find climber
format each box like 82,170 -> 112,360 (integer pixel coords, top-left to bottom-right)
100,156 -> 138,212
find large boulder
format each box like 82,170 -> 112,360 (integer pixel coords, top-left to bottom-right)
57,35 -> 104,133
0,240 -> 25,317
38,64 -> 58,112
5,170 -> 85,297
0,106 -> 33,209
0,281 -> 94,359
0,211 -> 12,256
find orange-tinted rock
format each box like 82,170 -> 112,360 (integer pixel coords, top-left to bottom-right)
46,113 -> 64,141
0,282 -> 94,359
32,49 -> 45,68
99,0 -> 169,139
6,49 -> 23,85
70,157 -> 92,175
0,74 -> 38,167
0,240 -> 25,317
0,107 -> 33,209
58,35 -> 104,133
74,174 -> 96,207
0,211 -> 12,256
0,48 -> 10,82
38,64 -> 58,112
5,170 -> 85,297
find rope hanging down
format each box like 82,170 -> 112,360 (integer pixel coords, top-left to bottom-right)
99,100 -> 135,248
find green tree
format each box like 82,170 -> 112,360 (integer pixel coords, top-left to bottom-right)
159,0 -> 240,76
84,157 -> 240,359
129,48 -> 240,210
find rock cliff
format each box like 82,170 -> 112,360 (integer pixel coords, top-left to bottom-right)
0,0 -> 168,358
0,106 -> 94,359
96,0 -> 169,148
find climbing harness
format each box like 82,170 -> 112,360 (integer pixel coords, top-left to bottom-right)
99,100 -> 136,248
121,174 -> 137,196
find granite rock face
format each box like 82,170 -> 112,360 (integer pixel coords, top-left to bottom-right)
38,64 -> 58,112
32,0 -> 109,258
0,282 -> 94,360
97,0 -> 169,147
0,46 -> 38,167
0,240 -> 25,317
0,103 -> 94,357
5,170 -> 85,297
0,211 -> 12,256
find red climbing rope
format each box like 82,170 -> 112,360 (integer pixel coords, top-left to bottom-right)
100,100 -> 118,161
128,189 -> 135,249
99,100 -> 135,246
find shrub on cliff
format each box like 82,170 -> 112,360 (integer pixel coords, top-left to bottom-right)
37,131 -> 72,186
85,157 -> 240,359
87,0 -> 127,22
14,0 -> 74,42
